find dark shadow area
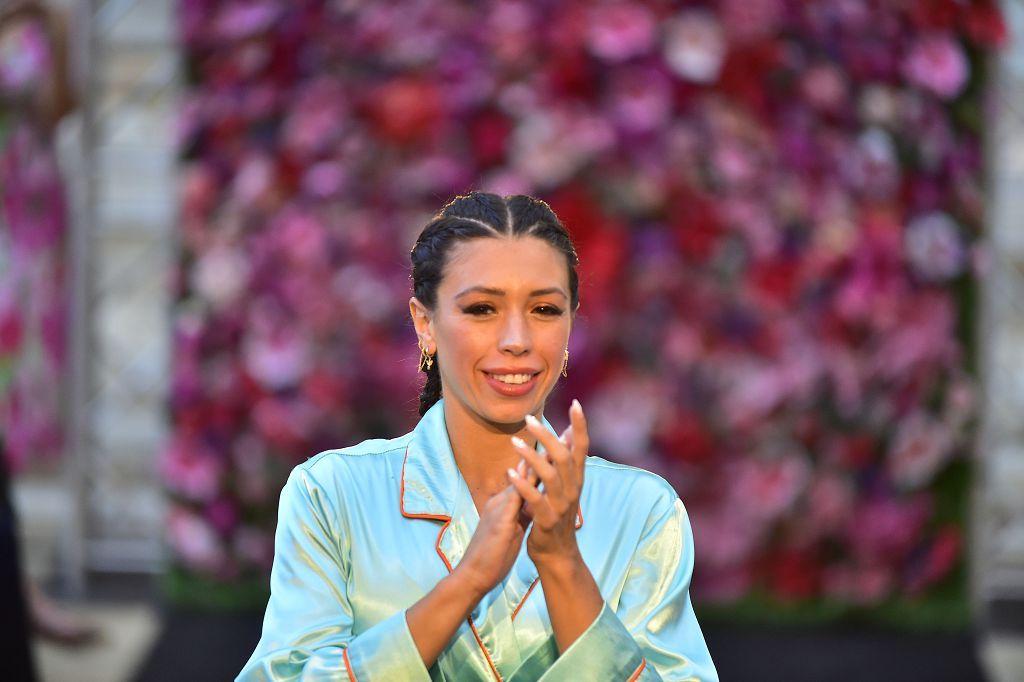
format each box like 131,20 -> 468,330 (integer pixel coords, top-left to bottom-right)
704,625 -> 986,682
133,607 -> 989,682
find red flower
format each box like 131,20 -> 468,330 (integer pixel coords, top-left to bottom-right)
962,1 -> 1008,47
364,77 -> 444,146
656,411 -> 716,465
767,549 -> 821,601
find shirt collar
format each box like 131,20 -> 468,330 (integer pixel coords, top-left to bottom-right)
400,399 -> 578,527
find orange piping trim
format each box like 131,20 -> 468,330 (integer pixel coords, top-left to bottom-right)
469,619 -> 504,681
342,647 -> 357,681
399,445 -> 503,680
511,577 -> 540,621
400,446 -> 450,523
626,658 -> 647,682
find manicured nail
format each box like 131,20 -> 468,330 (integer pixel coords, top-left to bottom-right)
511,436 -> 527,449
525,414 -> 539,426
571,398 -> 581,411
507,467 -> 520,480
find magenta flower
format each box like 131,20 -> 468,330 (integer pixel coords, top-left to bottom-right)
585,3 -> 657,63
0,19 -> 51,93
903,33 -> 969,100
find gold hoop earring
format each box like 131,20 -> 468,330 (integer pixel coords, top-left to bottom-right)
418,342 -> 434,371
561,349 -> 569,378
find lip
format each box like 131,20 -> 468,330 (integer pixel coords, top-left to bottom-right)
482,369 -> 541,398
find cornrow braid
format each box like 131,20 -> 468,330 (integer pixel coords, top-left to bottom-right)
410,192 -> 580,416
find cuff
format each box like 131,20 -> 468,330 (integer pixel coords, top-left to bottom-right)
539,603 -> 647,681
343,610 -> 431,682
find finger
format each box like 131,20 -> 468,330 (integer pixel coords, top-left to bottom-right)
524,414 -> 575,490
569,399 -> 589,478
512,437 -> 561,497
507,466 -> 554,525
517,458 -> 540,489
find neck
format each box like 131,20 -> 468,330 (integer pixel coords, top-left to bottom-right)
443,399 -> 540,501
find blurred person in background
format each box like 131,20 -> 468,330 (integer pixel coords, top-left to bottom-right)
238,193 -> 717,681
0,0 -> 97,671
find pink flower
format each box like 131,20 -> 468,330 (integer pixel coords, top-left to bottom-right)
510,108 -> 614,187
720,0 -> 783,44
606,67 -> 673,134
805,473 -> 855,537
167,507 -> 227,573
160,437 -> 224,502
214,1 -> 281,40
281,78 -> 349,159
903,33 -> 969,100
585,3 -> 657,63
871,294 -> 956,380
242,327 -> 311,391
233,525 -> 274,570
585,377 -> 660,462
904,212 -> 965,282
823,562 -> 894,605
691,506 -> 765,570
847,496 -> 930,562
302,161 -> 348,199
663,10 -> 726,84
801,63 -> 848,113
887,412 -> 955,490
0,19 -> 51,93
191,245 -> 250,309
728,455 -> 811,522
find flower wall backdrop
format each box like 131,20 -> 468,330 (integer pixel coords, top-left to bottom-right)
172,0 -> 1005,620
0,14 -> 68,473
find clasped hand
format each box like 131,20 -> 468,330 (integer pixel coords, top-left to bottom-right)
509,399 -> 588,565
455,400 -> 589,598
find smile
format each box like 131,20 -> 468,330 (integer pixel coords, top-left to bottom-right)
483,371 -> 540,396
489,373 -> 535,385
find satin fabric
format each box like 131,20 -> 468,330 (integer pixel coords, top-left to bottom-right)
238,400 -> 717,681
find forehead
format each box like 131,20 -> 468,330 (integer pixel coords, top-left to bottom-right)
441,236 -> 568,291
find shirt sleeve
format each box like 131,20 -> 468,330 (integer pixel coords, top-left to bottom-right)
539,495 -> 718,682
236,466 -> 431,682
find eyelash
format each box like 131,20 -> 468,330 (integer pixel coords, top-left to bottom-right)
462,304 -> 564,317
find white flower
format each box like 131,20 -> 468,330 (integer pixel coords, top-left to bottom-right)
663,10 -> 726,84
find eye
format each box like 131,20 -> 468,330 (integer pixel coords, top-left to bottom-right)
534,305 -> 564,317
462,303 -> 495,316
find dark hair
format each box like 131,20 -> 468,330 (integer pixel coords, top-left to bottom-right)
411,192 -> 580,416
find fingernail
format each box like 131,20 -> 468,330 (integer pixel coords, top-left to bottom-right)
572,398 -> 581,411
525,414 -> 539,425
511,436 -> 527,449
507,467 -> 520,480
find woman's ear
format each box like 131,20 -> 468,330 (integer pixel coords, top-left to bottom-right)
409,297 -> 434,351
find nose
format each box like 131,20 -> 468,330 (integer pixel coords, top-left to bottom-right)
498,311 -> 530,355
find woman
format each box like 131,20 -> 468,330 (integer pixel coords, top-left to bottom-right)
238,193 -> 717,681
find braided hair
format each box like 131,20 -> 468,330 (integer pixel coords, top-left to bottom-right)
410,192 -> 580,416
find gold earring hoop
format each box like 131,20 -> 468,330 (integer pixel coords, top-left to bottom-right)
418,342 -> 434,371
561,349 -> 569,378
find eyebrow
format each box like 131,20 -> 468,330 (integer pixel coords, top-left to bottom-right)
454,285 -> 568,299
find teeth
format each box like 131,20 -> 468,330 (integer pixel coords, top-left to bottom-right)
492,373 -> 533,385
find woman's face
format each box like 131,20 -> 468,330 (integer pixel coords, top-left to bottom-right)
411,236 -> 573,428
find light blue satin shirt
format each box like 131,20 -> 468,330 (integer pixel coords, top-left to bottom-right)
238,400 -> 717,681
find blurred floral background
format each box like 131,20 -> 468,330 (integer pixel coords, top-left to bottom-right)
162,0 -> 1007,624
